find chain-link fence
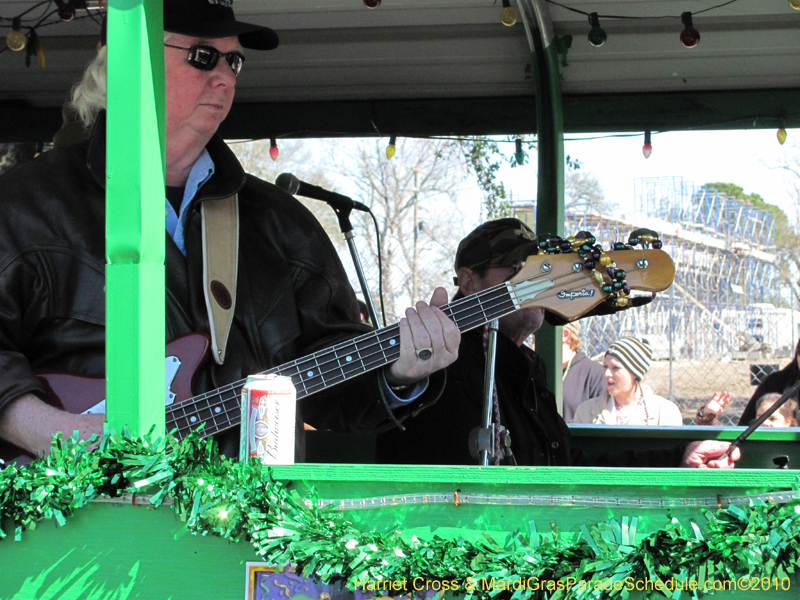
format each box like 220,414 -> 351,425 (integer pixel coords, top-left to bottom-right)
579,300 -> 796,426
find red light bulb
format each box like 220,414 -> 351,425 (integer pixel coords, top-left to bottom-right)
269,138 -> 279,161
642,131 -> 652,159
680,12 -> 700,48
56,0 -> 76,21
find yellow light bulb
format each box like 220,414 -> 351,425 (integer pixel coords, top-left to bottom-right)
7,29 -> 26,52
778,128 -> 787,145
500,7 -> 517,26
386,144 -> 396,160
790,0 -> 800,10
35,40 -> 45,69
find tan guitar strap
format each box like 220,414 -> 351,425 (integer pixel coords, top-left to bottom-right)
201,194 -> 239,365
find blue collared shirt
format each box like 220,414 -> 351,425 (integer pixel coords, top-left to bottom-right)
165,149 -> 215,256
164,151 -> 425,407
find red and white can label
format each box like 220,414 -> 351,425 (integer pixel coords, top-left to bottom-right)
240,374 -> 296,465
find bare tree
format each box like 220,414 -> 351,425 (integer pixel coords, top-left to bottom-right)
772,147 -> 800,306
565,169 -> 615,215
230,138 -> 345,247
329,137 -> 477,321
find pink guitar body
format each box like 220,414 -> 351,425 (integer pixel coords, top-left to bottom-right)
0,333 -> 210,465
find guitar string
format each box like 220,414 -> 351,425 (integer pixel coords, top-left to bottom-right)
168,265 -> 621,437
165,268 -> 596,438
166,269 -> 603,438
165,284 -> 521,435
165,284 -> 518,437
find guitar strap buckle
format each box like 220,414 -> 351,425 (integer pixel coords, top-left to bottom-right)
201,194 -> 239,365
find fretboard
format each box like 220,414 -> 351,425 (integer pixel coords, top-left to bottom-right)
166,280 -> 529,441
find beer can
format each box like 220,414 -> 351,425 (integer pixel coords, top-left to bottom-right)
240,373 -> 296,465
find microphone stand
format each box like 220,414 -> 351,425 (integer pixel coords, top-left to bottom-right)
330,206 -> 383,328
470,319 -> 499,465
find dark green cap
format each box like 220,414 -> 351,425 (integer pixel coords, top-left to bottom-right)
454,218 -> 539,272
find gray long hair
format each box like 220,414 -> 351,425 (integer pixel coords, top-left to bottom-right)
69,45 -> 107,129
69,33 -> 173,129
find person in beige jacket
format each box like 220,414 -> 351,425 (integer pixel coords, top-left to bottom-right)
574,337 -> 683,426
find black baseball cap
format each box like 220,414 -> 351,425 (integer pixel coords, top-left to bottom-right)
454,218 -> 539,273
164,0 -> 279,50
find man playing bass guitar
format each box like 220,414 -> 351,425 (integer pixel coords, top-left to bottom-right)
0,0 -> 460,464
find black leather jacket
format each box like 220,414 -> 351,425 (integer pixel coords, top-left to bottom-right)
0,117 -> 433,459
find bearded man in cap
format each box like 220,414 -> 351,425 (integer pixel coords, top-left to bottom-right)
376,218 -> 739,469
0,0 -> 459,463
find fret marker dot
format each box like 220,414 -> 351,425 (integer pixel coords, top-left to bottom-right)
346,356 -> 353,362
308,371 -> 314,377
390,339 -> 397,346
215,407 -> 221,414
190,416 -> 197,423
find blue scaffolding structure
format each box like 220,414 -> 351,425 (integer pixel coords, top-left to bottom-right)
512,177 -> 788,366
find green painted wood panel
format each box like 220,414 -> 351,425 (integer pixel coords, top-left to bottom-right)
1,466 -> 797,599
104,0 -> 166,439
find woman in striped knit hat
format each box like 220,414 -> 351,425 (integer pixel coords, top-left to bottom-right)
573,337 -> 683,426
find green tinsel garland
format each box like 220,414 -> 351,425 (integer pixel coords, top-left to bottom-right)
1,430 -> 799,600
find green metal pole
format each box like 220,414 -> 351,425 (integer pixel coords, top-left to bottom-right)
529,3 -> 565,410
105,0 -> 166,438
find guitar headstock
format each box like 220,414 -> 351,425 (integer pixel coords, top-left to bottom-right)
509,249 -> 675,321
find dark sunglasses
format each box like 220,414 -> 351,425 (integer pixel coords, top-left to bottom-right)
164,43 -> 245,76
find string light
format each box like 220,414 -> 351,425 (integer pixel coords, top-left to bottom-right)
545,1 -> 746,51
386,135 -> 396,159
790,0 -> 800,9
777,118 -> 787,145
269,138 -> 279,161
2,2 -> 105,60
587,12 -> 606,47
642,131 -> 652,159
500,0 -> 518,26
55,0 -> 76,22
514,138 -> 524,165
6,17 -> 27,52
680,12 -> 700,48
26,28 -> 45,69
363,0 -> 381,8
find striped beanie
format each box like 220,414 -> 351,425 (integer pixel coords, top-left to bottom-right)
606,337 -> 652,381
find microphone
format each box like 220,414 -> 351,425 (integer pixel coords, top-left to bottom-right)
275,173 -> 370,213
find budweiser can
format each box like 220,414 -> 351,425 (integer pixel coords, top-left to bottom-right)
240,373 -> 296,465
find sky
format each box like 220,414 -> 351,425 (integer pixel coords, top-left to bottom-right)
498,128 -> 800,221
250,129 -> 800,313
262,128 -> 800,227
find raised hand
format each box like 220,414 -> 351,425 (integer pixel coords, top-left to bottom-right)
695,391 -> 731,425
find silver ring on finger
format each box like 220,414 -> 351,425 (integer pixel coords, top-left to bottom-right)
416,347 -> 433,360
